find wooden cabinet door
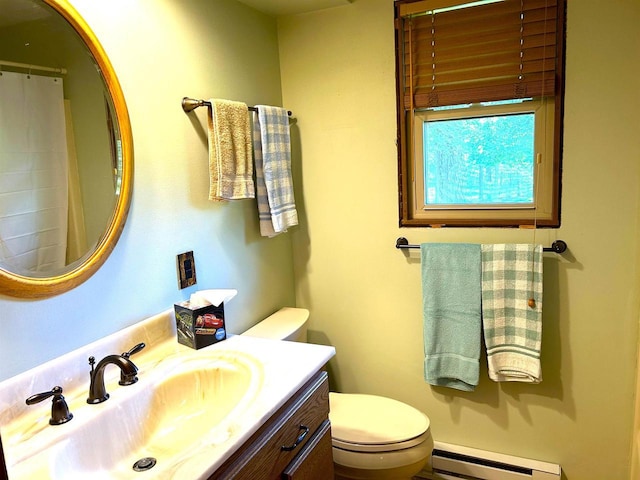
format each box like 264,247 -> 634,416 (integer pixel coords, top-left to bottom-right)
213,371 -> 331,480
281,419 -> 334,480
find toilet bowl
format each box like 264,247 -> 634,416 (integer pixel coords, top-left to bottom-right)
330,392 -> 433,480
242,307 -> 433,479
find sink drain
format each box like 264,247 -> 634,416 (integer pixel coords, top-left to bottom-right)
133,457 -> 157,472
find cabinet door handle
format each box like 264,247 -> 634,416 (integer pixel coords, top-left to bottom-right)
281,425 -> 310,451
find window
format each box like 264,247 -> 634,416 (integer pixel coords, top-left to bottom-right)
395,0 -> 566,227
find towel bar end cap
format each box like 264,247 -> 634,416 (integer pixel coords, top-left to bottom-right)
550,240 -> 567,253
396,237 -> 409,249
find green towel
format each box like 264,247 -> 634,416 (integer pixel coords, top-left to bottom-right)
421,243 -> 481,391
481,244 -> 543,383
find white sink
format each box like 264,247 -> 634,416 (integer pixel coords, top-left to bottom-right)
55,352 -> 261,478
0,310 -> 335,480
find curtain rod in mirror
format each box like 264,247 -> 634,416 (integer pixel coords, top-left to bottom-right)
0,60 -> 67,75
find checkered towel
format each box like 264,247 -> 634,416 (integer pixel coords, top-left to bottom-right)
252,112 -> 276,237
481,244 -> 543,383
254,106 -> 298,235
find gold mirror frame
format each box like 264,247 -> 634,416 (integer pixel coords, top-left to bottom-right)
0,0 -> 133,299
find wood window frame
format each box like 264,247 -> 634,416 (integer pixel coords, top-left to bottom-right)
395,0 -> 566,228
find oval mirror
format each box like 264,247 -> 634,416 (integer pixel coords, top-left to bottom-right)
0,0 -> 133,298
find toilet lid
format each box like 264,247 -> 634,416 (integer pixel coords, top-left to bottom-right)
329,393 -> 430,452
242,307 -> 308,340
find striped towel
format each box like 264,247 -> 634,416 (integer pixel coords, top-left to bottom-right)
255,105 -> 298,235
481,244 -> 543,383
252,112 -> 276,237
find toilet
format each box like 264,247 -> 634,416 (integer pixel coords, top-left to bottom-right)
242,307 -> 433,480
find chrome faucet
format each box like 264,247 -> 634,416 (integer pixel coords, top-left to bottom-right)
87,343 -> 145,404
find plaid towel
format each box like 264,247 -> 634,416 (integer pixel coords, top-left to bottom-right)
255,105 -> 298,235
252,112 -> 276,237
481,244 -> 543,383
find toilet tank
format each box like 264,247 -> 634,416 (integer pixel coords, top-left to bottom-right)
241,307 -> 309,342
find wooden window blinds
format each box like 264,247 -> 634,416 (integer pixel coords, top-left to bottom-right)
396,0 -> 565,110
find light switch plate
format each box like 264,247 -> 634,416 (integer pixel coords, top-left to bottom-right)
177,251 -> 196,289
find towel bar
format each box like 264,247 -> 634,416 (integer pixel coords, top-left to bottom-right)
182,97 -> 292,116
395,237 -> 568,254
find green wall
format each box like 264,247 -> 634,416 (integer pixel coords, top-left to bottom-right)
0,0 -> 295,381
279,1 -> 640,479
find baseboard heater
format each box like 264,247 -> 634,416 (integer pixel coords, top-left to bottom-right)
419,441 -> 561,480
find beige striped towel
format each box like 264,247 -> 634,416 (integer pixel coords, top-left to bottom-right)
207,99 -> 254,201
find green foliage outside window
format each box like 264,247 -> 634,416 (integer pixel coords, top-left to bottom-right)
424,112 -> 535,206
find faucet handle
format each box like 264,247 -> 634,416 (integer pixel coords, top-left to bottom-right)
119,343 -> 145,386
26,386 -> 73,426
88,355 -> 100,376
122,342 -> 145,359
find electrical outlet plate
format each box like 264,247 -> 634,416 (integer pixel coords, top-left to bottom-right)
177,251 -> 196,289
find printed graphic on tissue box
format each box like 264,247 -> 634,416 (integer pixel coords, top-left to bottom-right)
174,289 -> 237,349
174,302 -> 226,349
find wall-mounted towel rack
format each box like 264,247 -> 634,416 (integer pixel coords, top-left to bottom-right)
395,237 -> 568,254
181,97 -> 292,116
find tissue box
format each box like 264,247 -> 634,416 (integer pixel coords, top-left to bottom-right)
174,301 -> 226,349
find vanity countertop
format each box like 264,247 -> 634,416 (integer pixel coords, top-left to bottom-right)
0,309 -> 335,479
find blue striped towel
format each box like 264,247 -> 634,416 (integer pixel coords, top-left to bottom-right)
254,106 -> 298,236
252,112 -> 276,237
422,243 -> 482,391
481,244 -> 543,383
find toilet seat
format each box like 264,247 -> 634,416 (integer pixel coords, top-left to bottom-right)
332,430 -> 432,453
329,392 -> 430,453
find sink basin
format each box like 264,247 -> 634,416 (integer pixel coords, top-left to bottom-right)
14,351 -> 263,479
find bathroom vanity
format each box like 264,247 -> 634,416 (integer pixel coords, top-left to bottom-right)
213,370 -> 332,479
0,310 -> 335,479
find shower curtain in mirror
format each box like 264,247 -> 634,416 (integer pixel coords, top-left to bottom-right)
0,71 -> 70,273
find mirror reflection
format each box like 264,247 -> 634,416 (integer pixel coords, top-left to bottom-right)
0,0 -> 120,277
